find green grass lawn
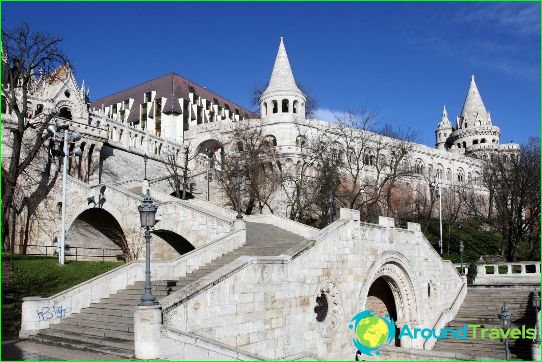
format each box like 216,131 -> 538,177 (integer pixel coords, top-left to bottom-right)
3,254 -> 123,334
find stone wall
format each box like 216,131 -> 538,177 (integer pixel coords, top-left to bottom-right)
160,208 -> 465,360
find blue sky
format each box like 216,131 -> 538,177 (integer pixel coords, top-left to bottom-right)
3,2 -> 540,146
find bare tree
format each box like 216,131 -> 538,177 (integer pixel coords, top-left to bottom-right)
214,122 -> 282,215
163,144 -> 195,200
2,23 -> 69,250
478,138 -> 540,261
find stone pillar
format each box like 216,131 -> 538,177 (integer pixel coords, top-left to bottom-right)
233,218 -> 246,231
134,304 -> 162,359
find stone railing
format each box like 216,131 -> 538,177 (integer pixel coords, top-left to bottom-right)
244,213 -> 319,239
160,327 -> 264,360
423,279 -> 467,350
474,261 -> 541,286
19,228 -> 245,337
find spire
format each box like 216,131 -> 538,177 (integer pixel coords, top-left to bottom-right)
262,37 -> 303,95
460,75 -> 489,125
437,105 -> 452,129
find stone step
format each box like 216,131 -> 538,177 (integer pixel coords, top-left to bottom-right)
60,316 -> 134,333
50,321 -> 134,340
74,312 -> 133,324
34,330 -> 134,356
82,306 -> 134,318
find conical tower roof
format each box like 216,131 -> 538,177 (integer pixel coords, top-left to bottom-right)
262,37 -> 304,97
460,75 -> 489,125
437,105 -> 452,129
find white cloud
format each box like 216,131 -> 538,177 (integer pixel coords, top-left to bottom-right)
453,3 -> 540,36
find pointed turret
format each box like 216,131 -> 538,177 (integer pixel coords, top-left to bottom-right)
458,75 -> 490,128
260,38 -> 306,119
435,105 -> 453,150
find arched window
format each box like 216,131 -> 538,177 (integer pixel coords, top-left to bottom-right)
436,164 -> 443,179
293,100 -> 298,114
59,107 -> 72,120
473,139 -> 479,145
237,141 -> 244,152
264,102 -> 268,115
282,99 -> 289,113
481,138 -> 486,143
457,168 -> 464,183
462,141 -> 467,149
262,135 -> 277,148
296,135 -> 306,147
446,168 -> 452,181
272,100 -> 278,114
414,159 -> 424,174
457,143 -> 461,148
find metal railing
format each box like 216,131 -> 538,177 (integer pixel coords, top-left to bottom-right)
12,244 -> 123,262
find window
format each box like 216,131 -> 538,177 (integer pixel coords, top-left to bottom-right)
457,168 -> 464,183
282,99 -> 289,113
293,100 -> 298,114
272,100 -> 278,114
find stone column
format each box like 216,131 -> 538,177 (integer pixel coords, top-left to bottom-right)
134,304 -> 162,359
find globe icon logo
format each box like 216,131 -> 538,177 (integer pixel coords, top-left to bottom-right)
349,310 -> 395,356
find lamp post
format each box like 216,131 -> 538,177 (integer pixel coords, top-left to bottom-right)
459,239 -> 465,275
234,163 -> 243,219
47,124 -> 82,265
138,190 -> 158,306
430,181 -> 443,254
500,303 -> 512,360
203,148 -> 212,201
533,290 -> 541,360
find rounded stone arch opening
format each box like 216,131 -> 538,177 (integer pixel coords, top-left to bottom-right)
151,229 -> 195,259
66,208 -> 127,255
366,277 -> 400,346
358,252 -> 422,346
195,139 -> 225,169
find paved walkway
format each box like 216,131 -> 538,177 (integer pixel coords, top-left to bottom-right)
2,339 -> 125,361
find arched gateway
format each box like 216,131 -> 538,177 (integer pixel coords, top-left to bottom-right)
358,251 -> 422,347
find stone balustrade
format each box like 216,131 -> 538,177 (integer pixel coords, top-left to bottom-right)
19,228 -> 246,338
474,261 -> 541,286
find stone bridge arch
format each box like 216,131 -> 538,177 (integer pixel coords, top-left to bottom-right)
358,251 -> 423,347
64,179 -> 230,260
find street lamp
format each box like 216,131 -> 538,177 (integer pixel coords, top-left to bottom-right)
430,181 -> 443,254
500,303 -> 512,360
234,163 -> 244,219
138,190 -> 158,306
47,124 -> 82,265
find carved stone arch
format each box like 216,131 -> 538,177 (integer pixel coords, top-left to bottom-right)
358,251 -> 422,326
56,99 -> 81,119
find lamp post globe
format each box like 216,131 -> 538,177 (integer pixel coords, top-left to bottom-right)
138,191 -> 158,228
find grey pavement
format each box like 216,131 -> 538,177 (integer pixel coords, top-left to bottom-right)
2,339 -> 126,361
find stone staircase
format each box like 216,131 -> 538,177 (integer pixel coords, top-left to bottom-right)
432,286 -> 538,360
28,222 -> 305,357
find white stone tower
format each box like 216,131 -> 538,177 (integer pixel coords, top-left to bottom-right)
447,75 -> 501,155
435,105 -> 453,150
260,37 -> 306,120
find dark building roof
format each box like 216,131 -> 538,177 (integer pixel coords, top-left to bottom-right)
91,72 -> 256,123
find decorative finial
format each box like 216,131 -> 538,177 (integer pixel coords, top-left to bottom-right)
471,74 -> 475,81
